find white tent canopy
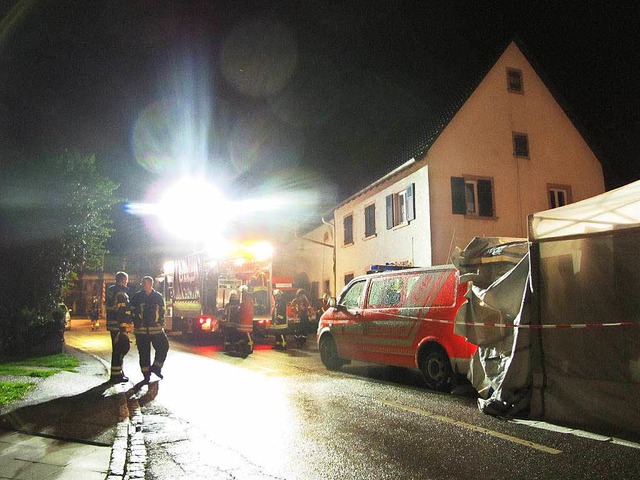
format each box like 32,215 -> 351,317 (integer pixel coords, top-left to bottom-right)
529,180 -> 640,240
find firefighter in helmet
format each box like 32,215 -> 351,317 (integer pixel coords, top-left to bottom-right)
130,276 -> 168,383
272,289 -> 287,349
223,290 -> 240,351
291,288 -> 313,347
237,288 -> 254,355
105,271 -> 132,383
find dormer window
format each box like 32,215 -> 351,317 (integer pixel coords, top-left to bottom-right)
507,68 -> 523,93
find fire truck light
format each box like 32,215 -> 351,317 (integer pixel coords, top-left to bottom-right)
247,241 -> 274,261
198,316 -> 212,329
163,261 -> 175,274
157,177 -> 230,241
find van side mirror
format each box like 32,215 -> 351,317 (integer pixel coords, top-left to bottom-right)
328,297 -> 337,308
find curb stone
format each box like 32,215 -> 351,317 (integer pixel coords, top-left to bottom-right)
84,350 -> 147,480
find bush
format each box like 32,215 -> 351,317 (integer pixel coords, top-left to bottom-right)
0,307 -> 64,356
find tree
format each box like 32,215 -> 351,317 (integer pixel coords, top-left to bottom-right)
0,152 -> 118,352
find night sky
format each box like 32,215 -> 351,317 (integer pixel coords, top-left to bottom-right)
1,0 -> 638,253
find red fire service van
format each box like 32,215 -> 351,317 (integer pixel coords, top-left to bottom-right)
317,265 -> 477,391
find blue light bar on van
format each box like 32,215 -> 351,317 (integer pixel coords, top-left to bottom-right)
367,264 -> 412,273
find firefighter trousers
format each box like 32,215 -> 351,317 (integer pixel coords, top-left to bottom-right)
136,331 -> 169,379
109,330 -> 130,379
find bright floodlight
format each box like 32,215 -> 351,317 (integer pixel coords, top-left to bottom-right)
163,261 -> 175,274
157,177 -> 229,241
247,241 -> 274,261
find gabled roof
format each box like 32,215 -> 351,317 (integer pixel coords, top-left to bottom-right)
330,38 -> 511,209
334,36 -> 601,208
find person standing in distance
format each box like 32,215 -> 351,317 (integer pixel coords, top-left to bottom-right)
130,276 -> 169,383
105,271 -> 132,383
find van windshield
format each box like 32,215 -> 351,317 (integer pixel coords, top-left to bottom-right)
341,280 -> 366,309
368,277 -> 404,307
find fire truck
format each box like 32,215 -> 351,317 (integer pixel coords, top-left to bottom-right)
157,243 -> 284,340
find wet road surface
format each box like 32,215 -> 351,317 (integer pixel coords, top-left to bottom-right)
66,320 -> 640,479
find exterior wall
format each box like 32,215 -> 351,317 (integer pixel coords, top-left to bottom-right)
280,42 -> 605,294
273,223 -> 336,298
334,167 -> 431,292
425,42 -> 604,264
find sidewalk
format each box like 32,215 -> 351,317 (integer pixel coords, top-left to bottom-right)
0,345 -> 135,480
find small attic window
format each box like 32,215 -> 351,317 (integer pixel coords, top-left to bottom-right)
513,132 -> 530,158
507,68 -> 523,93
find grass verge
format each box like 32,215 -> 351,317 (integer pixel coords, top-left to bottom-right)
0,354 -> 80,405
0,382 -> 36,406
0,353 -> 79,372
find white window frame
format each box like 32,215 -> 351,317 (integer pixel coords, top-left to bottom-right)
396,191 -> 407,225
547,183 -> 573,209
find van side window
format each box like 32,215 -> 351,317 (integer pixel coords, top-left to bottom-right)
341,280 -> 366,309
405,271 -> 456,308
368,277 -> 403,307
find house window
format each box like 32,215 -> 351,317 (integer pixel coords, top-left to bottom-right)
386,183 -> 415,229
343,214 -> 354,245
451,176 -> 494,217
364,203 -> 376,238
344,273 -> 355,287
548,183 -> 573,209
507,68 -> 524,93
465,180 -> 479,215
513,132 -> 529,158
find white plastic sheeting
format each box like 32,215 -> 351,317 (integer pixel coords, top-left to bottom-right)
453,203 -> 640,440
530,179 -> 640,240
530,222 -> 640,439
529,181 -> 640,439
452,237 -> 532,416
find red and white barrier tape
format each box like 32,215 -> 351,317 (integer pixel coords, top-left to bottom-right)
452,320 -> 636,329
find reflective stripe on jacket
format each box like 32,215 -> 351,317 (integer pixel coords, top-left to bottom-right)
130,289 -> 165,335
105,285 -> 132,332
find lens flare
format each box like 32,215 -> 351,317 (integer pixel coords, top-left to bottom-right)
220,18 -> 297,98
132,48 -> 213,175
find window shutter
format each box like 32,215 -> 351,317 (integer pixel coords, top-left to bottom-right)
386,194 -> 394,229
451,177 -> 465,214
477,180 -> 494,217
343,215 -> 353,244
406,183 -> 415,221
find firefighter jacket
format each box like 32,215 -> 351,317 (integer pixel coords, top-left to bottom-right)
291,294 -> 312,320
130,289 -> 165,335
237,297 -> 254,333
105,284 -> 132,332
272,297 -> 287,325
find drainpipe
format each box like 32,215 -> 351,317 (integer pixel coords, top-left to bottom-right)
321,216 -> 337,296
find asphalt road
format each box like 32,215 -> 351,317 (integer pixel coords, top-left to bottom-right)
66,320 -> 640,480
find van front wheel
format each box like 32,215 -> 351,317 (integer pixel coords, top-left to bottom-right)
420,346 -> 452,392
319,336 -> 344,371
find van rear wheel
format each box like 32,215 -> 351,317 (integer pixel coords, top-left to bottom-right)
420,346 -> 452,392
319,336 -> 344,371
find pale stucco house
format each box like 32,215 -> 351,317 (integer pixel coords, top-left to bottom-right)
294,40 -> 604,295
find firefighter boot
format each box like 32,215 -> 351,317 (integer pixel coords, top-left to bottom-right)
150,365 -> 164,379
273,334 -> 287,350
246,333 -> 254,355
